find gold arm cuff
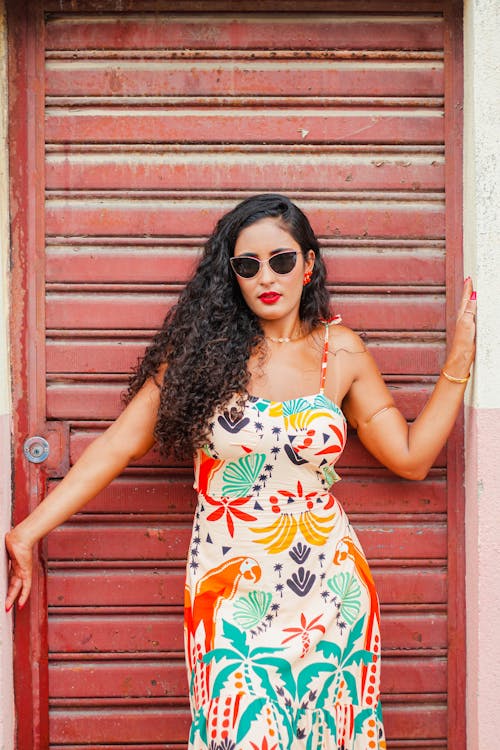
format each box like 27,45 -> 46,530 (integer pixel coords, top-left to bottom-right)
441,369 -> 470,384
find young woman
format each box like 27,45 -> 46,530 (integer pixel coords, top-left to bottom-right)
5,194 -> 476,749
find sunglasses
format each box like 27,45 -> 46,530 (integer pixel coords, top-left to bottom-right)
230,250 -> 298,279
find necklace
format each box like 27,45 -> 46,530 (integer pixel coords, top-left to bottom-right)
266,331 -> 305,344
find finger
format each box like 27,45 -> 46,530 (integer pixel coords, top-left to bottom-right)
458,278 -> 474,317
463,299 -> 477,319
17,574 -> 32,609
5,578 -> 22,612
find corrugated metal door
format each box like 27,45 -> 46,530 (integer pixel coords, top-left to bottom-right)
9,1 -> 464,748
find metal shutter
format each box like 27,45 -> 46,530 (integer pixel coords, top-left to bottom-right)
10,2 -> 464,748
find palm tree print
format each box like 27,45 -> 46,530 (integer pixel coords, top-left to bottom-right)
203,619 -> 297,749
281,613 -> 326,658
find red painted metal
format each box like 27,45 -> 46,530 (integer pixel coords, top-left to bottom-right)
45,109 -> 445,144
443,2 -> 466,749
7,1 -> 49,748
45,61 -> 444,97
45,147 -> 446,192
8,2 -> 466,748
43,14 -> 445,51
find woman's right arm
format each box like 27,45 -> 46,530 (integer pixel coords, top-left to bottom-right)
5,368 -> 165,611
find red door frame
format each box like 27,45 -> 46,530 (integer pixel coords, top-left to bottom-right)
8,1 -> 49,748
8,1 -> 464,748
443,2 -> 466,746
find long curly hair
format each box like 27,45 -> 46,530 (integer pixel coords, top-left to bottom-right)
123,194 -> 331,458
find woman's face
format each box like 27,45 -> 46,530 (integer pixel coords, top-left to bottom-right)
232,217 -> 315,323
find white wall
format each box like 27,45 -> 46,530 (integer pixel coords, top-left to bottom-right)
0,0 -> 14,747
463,1 -> 500,748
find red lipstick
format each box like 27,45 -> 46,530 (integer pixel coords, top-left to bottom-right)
259,292 -> 281,305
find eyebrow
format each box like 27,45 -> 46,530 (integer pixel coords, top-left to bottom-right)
236,247 -> 297,258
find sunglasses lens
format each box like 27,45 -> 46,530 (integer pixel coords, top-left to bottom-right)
269,251 -> 298,274
230,256 -> 260,278
230,250 -> 298,278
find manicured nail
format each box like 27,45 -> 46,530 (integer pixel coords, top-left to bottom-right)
470,291 -> 477,300
5,603 -> 12,613
464,276 -> 471,282
18,601 -> 24,610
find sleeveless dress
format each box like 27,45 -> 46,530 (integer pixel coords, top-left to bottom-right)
184,317 -> 386,750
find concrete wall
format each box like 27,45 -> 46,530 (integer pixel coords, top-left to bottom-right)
463,1 -> 500,749
0,0 -> 14,748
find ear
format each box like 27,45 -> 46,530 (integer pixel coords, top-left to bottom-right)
304,249 -> 316,273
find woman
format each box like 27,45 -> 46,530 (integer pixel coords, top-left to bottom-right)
5,194 -> 476,749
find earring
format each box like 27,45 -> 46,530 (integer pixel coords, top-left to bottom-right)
303,270 -> 313,286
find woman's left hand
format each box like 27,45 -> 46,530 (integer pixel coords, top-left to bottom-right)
445,277 -> 477,376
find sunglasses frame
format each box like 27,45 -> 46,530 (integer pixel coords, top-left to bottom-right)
230,249 -> 299,279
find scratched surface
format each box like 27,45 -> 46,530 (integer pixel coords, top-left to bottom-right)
39,4 -> 458,749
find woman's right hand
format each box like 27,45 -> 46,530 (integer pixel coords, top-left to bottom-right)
5,529 -> 34,612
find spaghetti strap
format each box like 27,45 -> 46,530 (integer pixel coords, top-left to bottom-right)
319,322 -> 330,394
319,314 -> 341,394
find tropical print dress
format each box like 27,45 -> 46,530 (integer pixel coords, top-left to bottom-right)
184,317 -> 386,750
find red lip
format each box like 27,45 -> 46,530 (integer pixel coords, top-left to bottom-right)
259,292 -> 281,305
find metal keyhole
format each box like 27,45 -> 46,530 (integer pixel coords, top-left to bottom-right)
23,436 -> 50,464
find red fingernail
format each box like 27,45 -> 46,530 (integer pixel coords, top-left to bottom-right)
5,603 -> 12,613
470,291 -> 477,300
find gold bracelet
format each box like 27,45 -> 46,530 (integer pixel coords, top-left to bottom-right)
441,369 -> 470,384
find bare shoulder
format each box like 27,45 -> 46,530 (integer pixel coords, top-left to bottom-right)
308,322 -> 368,368
329,324 -> 367,356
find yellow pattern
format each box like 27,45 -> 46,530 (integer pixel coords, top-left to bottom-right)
250,510 -> 336,553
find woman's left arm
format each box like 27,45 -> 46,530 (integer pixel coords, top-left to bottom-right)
342,278 -> 476,480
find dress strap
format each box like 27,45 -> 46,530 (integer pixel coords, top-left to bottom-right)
319,315 -> 341,394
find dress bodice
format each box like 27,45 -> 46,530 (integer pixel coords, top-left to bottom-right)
193,392 -> 346,504
193,317 -> 347,506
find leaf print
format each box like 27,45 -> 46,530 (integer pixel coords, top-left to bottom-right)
222,453 -> 266,497
233,591 -> 272,630
235,698 -> 267,745
286,567 -> 316,597
221,619 -> 250,656
189,705 -> 208,747
313,393 -> 346,422
289,543 -> 311,565
250,737 -> 278,750
327,572 -> 362,626
205,495 -> 257,537
281,398 -> 311,417
354,707 -> 375,737
217,411 -> 251,434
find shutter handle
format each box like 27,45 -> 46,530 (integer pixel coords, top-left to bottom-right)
23,436 -> 50,463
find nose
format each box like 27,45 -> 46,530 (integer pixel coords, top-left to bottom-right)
258,258 -> 276,284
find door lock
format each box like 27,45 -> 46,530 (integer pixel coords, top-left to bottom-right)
23,436 -> 50,463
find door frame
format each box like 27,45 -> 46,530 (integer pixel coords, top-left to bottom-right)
8,1 -> 465,747
8,1 -> 48,748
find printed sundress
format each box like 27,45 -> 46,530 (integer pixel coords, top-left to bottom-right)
185,316 -> 386,750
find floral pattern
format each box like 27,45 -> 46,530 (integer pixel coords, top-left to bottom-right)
185,319 -> 386,749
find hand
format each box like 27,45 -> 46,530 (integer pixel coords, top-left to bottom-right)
4,529 -> 34,612
446,277 -> 477,375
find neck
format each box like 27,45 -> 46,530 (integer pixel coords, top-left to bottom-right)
261,316 -> 304,343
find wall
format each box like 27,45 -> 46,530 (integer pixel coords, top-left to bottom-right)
463,1 -> 500,749
0,0 -> 14,747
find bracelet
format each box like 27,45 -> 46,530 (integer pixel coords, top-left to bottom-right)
441,368 -> 470,384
